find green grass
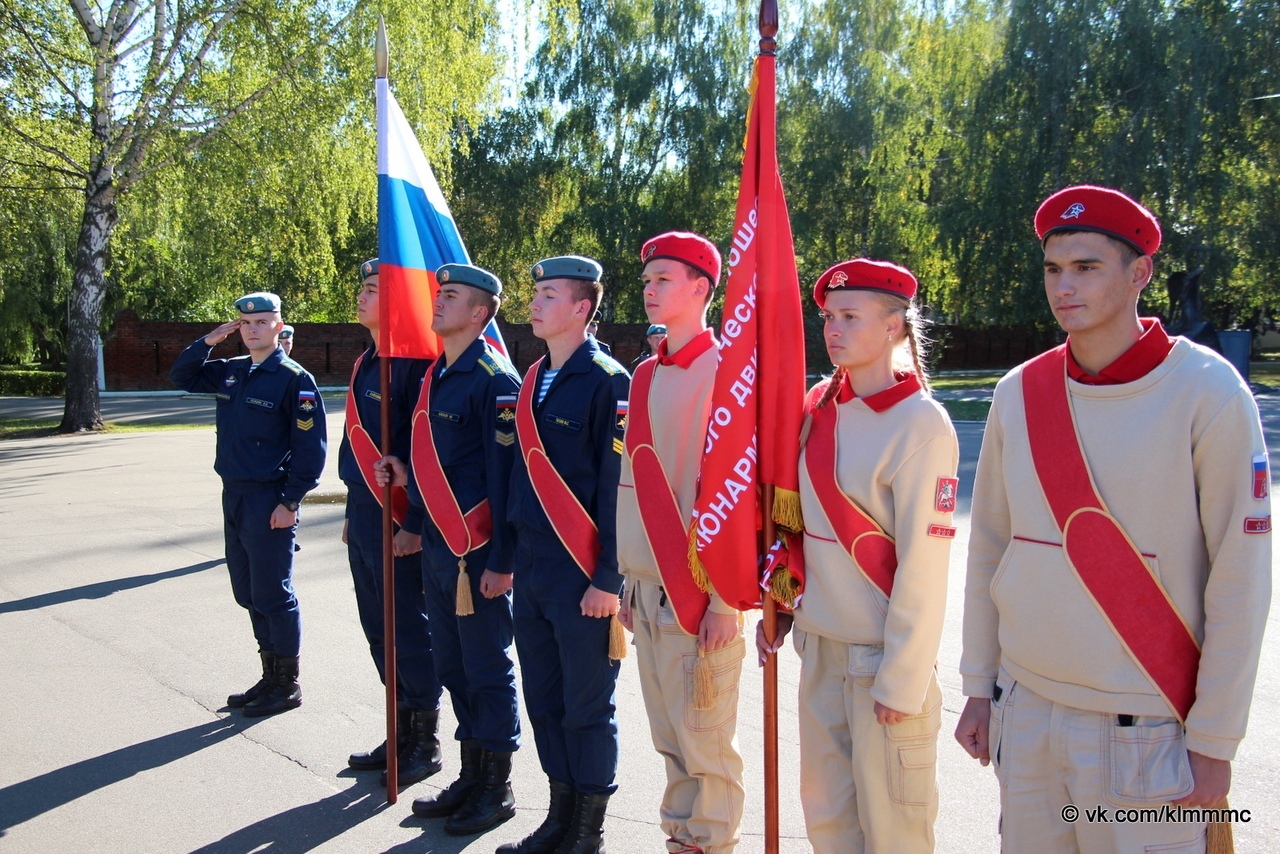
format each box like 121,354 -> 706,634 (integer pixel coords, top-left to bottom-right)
939,399 -> 991,422
929,371 -> 1006,391
0,418 -> 207,440
1249,361 -> 1280,387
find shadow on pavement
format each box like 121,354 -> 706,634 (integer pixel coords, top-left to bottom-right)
0,559 -> 225,614
0,716 -> 265,833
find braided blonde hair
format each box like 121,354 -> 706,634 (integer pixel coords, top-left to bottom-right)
814,292 -> 933,410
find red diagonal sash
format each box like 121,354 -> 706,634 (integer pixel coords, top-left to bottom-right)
345,353 -> 409,526
805,400 -> 898,598
516,358 -> 601,579
1023,346 -> 1199,721
625,359 -> 709,635
410,367 -> 492,557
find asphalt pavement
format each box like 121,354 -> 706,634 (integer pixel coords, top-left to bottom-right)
0,391 -> 1276,853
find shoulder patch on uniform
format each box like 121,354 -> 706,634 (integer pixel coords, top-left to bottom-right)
281,360 -> 303,375
1244,517 -> 1271,534
612,437 -> 624,455
1253,454 -> 1269,501
495,394 -> 517,424
495,430 -> 515,447
927,523 -> 956,539
593,354 -> 624,375
615,400 -> 629,432
477,358 -> 496,376
935,477 -> 958,513
298,389 -> 317,412
297,417 -> 315,431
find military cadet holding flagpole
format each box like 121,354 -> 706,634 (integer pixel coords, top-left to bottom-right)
169,292 -> 327,717
758,259 -> 958,853
498,256 -> 630,854
376,263 -> 523,837
955,186 -> 1272,853
341,259 -> 445,788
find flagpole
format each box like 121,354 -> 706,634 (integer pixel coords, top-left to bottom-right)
757,2 -> 781,852
375,15 -> 399,806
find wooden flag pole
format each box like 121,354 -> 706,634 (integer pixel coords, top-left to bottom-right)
375,15 -> 399,806
758,3 -> 781,853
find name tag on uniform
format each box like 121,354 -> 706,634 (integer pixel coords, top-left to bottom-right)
432,409 -> 461,423
246,397 -> 274,409
364,389 -> 382,402
545,413 -> 582,431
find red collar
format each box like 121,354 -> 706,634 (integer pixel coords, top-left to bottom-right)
656,328 -> 717,368
1066,318 -> 1174,385
835,371 -> 922,412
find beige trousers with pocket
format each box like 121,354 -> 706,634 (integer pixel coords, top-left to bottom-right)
990,669 -> 1206,853
795,628 -> 941,854
630,577 -> 745,854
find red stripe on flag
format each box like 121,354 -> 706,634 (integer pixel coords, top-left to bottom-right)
379,264 -> 442,360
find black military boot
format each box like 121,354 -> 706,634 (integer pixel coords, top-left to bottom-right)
552,792 -> 609,854
443,750 -> 516,836
496,778 -> 575,853
350,704 -> 408,770
227,651 -> 275,708
382,708 -> 443,787
243,655 -> 302,717
412,739 -> 484,818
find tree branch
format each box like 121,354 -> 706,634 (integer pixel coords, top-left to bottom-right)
6,11 -> 92,115
68,0 -> 102,45
5,124 -> 88,178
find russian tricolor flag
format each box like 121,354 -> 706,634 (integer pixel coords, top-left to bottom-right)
377,77 -> 508,359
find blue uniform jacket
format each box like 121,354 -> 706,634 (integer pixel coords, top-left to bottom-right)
338,344 -> 432,529
507,338 -> 630,595
170,338 -> 327,503
405,336 -> 521,575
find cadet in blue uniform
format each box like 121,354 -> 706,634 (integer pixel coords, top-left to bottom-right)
278,324 -> 295,356
376,263 -> 523,836
169,292 -> 327,717
498,256 -> 630,854
340,259 -> 444,788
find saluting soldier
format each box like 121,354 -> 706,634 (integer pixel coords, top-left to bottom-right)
169,292 -> 327,717
616,232 -> 747,854
498,256 -> 630,854
340,259 -> 444,788
376,263 -> 523,837
955,186 -> 1272,852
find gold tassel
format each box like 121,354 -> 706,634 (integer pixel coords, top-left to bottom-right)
1207,798 -> 1234,854
686,531 -> 713,594
455,558 -> 475,616
772,488 -> 803,533
692,647 -> 715,711
769,567 -> 799,609
608,613 -> 629,661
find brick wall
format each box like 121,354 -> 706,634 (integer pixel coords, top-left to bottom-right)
103,310 -> 655,390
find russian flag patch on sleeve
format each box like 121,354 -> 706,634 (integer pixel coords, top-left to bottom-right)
1253,454 -> 1270,501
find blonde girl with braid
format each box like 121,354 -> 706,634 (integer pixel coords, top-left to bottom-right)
757,259 -> 959,854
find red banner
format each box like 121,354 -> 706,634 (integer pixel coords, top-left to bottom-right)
690,55 -> 806,610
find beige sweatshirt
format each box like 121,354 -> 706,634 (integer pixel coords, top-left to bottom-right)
961,338 -> 1272,760
617,339 -> 737,614
795,382 -> 959,714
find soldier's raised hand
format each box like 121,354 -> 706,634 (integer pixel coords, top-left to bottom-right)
204,319 -> 242,346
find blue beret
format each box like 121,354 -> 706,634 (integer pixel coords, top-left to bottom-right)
361,258 -> 379,279
278,325 -> 294,339
235,292 -> 281,314
531,255 -> 603,283
436,263 -> 502,296
646,324 -> 667,336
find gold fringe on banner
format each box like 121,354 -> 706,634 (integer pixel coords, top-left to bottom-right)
693,647 -> 715,710
608,613 -> 629,661
455,558 -> 475,616
687,531 -> 713,594
772,488 -> 803,533
769,567 -> 800,609
1207,798 -> 1234,854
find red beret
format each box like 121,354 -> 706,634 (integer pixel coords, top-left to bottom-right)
813,258 -> 917,307
1035,185 -> 1161,256
641,231 -> 721,286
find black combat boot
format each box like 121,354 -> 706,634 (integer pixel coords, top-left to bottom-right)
349,703 -> 408,770
412,739 -> 484,818
243,655 -> 302,717
552,792 -> 610,854
382,707 -> 443,787
227,651 -> 275,708
495,778 -> 575,853
443,749 -> 516,835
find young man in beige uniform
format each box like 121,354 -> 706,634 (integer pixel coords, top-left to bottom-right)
616,231 -> 746,854
955,185 -> 1272,853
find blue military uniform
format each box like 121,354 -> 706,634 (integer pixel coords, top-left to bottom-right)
508,336 -> 630,798
406,335 -> 522,754
169,319 -> 326,674
339,344 -> 443,776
